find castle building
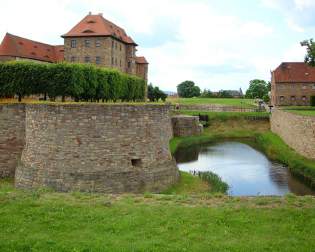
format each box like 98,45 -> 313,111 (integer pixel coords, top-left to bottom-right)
271,62 -> 315,106
0,12 -> 148,80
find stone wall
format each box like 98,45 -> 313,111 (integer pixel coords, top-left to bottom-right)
172,115 -> 203,137
271,109 -> 315,159
15,104 -> 179,193
0,104 -> 25,178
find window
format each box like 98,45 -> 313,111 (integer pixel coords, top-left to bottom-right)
112,40 -> 114,49
291,96 -> 296,101
84,56 -> 90,63
120,44 -> 122,51
131,159 -> 142,167
85,40 -> 91,47
120,60 -> 122,67
96,56 -> 101,65
128,61 -> 131,68
302,96 -> 307,101
302,85 -> 307,90
115,42 -> 117,50
115,58 -> 117,66
312,84 -> 315,90
70,56 -> 76,62
96,40 -> 101,47
280,96 -> 285,101
111,57 -> 114,65
71,39 -> 76,48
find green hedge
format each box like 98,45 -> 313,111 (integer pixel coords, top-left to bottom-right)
0,61 -> 146,102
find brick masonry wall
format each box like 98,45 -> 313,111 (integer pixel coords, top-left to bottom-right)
0,104 -> 25,178
15,104 -> 179,193
271,109 -> 315,159
172,115 -> 203,137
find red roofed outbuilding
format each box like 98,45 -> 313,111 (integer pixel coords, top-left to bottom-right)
271,62 -> 315,106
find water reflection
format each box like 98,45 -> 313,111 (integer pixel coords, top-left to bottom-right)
175,142 -> 315,196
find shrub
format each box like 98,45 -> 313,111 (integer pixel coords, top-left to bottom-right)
0,62 -> 146,102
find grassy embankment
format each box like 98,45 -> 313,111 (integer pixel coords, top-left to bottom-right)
1,179 -> 315,251
1,112 -> 315,251
171,111 -> 315,188
282,106 -> 315,116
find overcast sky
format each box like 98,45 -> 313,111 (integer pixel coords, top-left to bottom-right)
1,0 -> 315,92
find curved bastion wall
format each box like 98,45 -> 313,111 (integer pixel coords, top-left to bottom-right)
15,104 -> 179,193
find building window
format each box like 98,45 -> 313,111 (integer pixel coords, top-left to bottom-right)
85,40 -> 91,47
120,44 -> 122,51
70,56 -> 76,62
96,56 -> 101,65
112,40 -> 114,49
312,84 -> 315,90
84,56 -> 90,63
96,40 -> 101,47
111,57 -> 114,65
280,96 -> 285,101
128,61 -> 131,68
115,42 -> 117,50
291,96 -> 296,101
302,85 -> 307,90
302,96 -> 307,101
71,39 -> 76,48
115,58 -> 118,66
120,60 -> 122,67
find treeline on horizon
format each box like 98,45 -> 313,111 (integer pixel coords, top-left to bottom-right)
0,62 -> 146,102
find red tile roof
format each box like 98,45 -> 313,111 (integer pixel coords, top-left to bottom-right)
62,14 -> 137,45
273,62 -> 315,83
0,33 -> 64,63
136,56 -> 148,64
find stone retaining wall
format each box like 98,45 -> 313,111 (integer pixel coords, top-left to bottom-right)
0,104 -> 25,178
15,104 -> 179,193
172,115 -> 203,137
271,110 -> 315,159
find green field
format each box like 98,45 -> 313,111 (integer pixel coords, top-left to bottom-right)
286,110 -> 315,116
1,179 -> 315,251
282,106 -> 315,116
167,97 -> 256,107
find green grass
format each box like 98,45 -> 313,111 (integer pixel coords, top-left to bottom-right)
167,97 -> 256,107
1,179 -> 315,251
286,110 -> 315,116
177,110 -> 269,120
163,171 -> 210,195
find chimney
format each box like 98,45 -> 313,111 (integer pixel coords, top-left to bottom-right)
88,11 -> 92,15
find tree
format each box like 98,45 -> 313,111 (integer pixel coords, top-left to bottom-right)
245,79 -> 268,99
147,83 -> 167,102
177,81 -> 201,98
201,89 -> 214,98
301,39 -> 315,66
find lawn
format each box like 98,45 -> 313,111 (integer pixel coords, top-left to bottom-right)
282,106 -> 315,117
167,97 -> 256,107
286,110 -> 315,116
0,179 -> 315,251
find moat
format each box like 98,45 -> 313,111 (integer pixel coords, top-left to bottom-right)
175,141 -> 315,196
